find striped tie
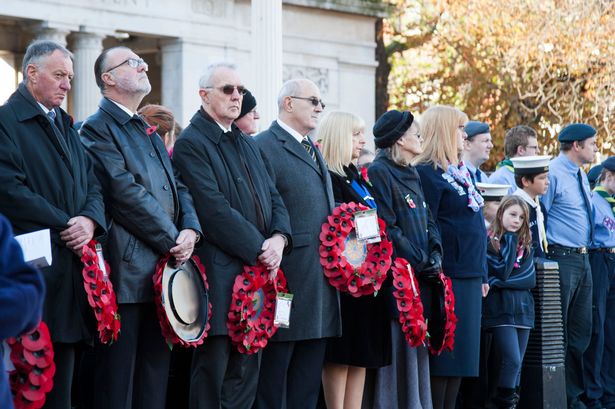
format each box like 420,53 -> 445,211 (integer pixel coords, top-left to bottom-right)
301,137 -> 318,164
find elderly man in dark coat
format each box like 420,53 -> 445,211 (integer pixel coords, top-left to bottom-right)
253,78 -> 341,409
172,62 -> 291,409
0,40 -> 107,409
80,46 -> 201,409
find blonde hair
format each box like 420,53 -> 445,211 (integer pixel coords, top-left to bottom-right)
411,105 -> 468,168
318,111 -> 365,176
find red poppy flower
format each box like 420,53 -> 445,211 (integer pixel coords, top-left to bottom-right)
146,125 -> 158,136
391,258 -> 427,347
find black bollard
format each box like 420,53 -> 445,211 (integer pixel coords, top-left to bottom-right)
519,259 -> 567,408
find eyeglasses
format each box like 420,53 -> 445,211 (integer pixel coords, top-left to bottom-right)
205,85 -> 247,96
290,96 -> 325,109
105,58 -> 148,73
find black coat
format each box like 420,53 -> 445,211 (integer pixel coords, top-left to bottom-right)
0,84 -> 106,342
80,98 -> 201,303
255,121 -> 341,341
172,110 -> 291,336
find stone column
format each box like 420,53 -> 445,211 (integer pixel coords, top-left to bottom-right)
71,31 -> 105,121
250,0 -> 283,129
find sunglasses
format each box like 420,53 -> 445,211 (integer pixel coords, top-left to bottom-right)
205,85 -> 247,96
105,58 -> 148,72
290,96 -> 325,109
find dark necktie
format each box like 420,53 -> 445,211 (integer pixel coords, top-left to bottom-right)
47,109 -> 71,162
475,168 -> 483,183
577,169 -> 594,245
301,137 -> 318,164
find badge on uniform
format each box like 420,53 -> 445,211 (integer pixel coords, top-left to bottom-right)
405,194 -> 416,209
354,209 -> 382,244
274,292 -> 293,328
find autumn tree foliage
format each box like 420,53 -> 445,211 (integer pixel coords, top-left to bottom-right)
378,0 -> 614,169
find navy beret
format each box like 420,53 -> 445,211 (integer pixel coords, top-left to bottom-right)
373,110 -> 414,149
238,89 -> 257,119
602,156 -> 615,172
557,123 -> 596,142
464,121 -> 490,139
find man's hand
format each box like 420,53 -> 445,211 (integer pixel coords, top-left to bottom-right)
258,234 -> 286,278
170,229 -> 198,266
60,216 -> 96,254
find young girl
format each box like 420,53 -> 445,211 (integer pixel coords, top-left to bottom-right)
483,195 -> 536,408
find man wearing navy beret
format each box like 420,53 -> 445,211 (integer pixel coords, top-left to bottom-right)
462,121 -> 493,186
542,123 -> 599,408
582,156 -> 615,409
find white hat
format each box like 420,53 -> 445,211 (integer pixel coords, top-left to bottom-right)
476,182 -> 511,201
510,155 -> 551,175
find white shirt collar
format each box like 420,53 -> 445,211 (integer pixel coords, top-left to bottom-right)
277,119 -> 306,143
109,99 -> 135,117
512,188 -> 538,208
216,122 -> 232,133
37,102 -> 51,115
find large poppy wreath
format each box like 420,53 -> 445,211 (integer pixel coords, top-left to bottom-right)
153,255 -> 212,347
319,202 -> 392,297
80,240 -> 121,344
7,321 -> 55,409
391,258 -> 427,347
391,257 -> 457,355
227,264 -> 288,354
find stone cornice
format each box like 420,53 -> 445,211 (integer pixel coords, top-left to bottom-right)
283,0 -> 389,18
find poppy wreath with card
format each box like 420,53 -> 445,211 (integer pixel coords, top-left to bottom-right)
80,240 -> 121,344
319,202 -> 392,297
7,321 -> 55,409
153,254 -> 212,347
391,257 -> 428,347
227,263 -> 288,354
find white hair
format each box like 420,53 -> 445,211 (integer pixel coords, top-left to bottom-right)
277,79 -> 305,110
198,62 -> 237,88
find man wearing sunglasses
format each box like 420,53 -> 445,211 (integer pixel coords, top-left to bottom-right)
172,62 -> 291,409
253,79 -> 341,409
81,46 -> 202,409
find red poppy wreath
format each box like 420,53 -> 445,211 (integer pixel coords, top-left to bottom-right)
428,270 -> 457,355
80,240 -> 121,344
7,321 -> 55,409
319,202 -> 392,297
391,258 -> 428,347
227,264 -> 288,354
153,255 -> 212,347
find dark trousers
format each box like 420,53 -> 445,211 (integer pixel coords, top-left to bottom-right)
43,342 -> 75,409
93,303 -> 171,409
582,251 -> 615,409
491,326 -> 530,388
548,250 -> 592,409
253,339 -> 327,409
189,335 -> 259,409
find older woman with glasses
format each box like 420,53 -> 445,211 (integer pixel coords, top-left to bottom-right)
365,109 -> 443,409
318,111 -> 391,409
412,105 -> 489,409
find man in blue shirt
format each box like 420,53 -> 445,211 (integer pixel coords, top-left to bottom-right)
582,156 -> 615,409
489,125 -> 540,194
462,121 -> 493,186
542,123 -> 599,409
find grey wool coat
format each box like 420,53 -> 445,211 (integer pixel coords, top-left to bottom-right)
255,120 -> 341,342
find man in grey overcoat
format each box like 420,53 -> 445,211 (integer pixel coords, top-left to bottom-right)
253,78 -> 341,409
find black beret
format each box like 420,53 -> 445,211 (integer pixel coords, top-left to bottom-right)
587,164 -> 604,188
464,121 -> 490,139
602,156 -> 615,172
373,110 -> 414,149
557,123 -> 596,142
238,90 -> 257,119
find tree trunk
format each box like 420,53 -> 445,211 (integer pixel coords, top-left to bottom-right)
375,18 -> 390,120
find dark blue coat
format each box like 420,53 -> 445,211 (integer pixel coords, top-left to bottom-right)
368,154 -> 442,270
415,164 -> 487,280
0,214 -> 45,409
483,232 -> 535,328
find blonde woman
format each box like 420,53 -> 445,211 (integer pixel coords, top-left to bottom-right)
319,111 -> 391,409
412,105 -> 489,409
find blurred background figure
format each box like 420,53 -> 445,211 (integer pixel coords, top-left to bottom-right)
235,89 -> 260,136
138,104 -> 179,155
357,148 -> 375,171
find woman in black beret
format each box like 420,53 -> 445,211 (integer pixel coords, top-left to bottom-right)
366,109 -> 443,409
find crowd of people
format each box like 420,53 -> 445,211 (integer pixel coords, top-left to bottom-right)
0,39 -> 613,409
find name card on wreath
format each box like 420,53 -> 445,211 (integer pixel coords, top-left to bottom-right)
354,209 -> 381,244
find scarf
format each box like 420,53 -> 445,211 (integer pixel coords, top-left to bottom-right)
446,161 -> 484,212
496,157 -> 514,172
593,185 -> 615,218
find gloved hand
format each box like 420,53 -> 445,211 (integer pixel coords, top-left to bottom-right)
419,252 -> 442,283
